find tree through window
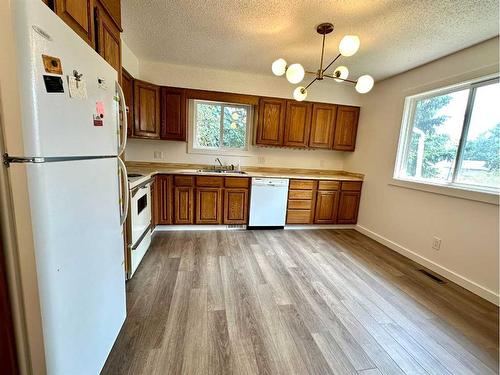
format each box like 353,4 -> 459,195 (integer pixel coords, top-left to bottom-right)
193,100 -> 250,151
395,77 -> 500,192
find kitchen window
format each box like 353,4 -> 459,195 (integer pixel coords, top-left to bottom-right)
394,76 -> 500,195
189,99 -> 252,155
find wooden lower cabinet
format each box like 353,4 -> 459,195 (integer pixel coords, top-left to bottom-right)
174,187 -> 194,224
314,190 -> 339,224
196,188 -> 222,224
154,175 -> 172,225
224,189 -> 248,224
337,191 -> 361,224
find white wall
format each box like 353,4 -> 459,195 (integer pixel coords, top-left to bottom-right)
124,59 -> 362,170
345,37 -> 500,304
121,39 -> 140,77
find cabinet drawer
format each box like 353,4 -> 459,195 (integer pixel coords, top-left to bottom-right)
289,179 -> 316,190
318,180 -> 340,191
287,210 -> 312,224
225,177 -> 250,188
288,190 -> 314,200
174,175 -> 194,186
196,176 -> 224,187
288,200 -> 313,210
341,181 -> 362,191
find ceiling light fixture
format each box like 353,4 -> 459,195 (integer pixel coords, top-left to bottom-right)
272,22 -> 374,101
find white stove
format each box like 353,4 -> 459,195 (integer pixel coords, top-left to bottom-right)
126,173 -> 153,278
127,173 -> 151,189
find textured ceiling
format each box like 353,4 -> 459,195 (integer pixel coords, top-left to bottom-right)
122,0 -> 499,81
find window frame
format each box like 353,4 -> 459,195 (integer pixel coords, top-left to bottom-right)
188,99 -> 253,156
393,74 -> 500,196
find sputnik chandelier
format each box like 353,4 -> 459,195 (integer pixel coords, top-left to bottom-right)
271,22 -> 374,101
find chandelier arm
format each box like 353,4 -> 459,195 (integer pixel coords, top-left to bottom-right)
319,33 -> 326,73
322,53 -> 342,74
304,77 -> 318,90
324,74 -> 357,84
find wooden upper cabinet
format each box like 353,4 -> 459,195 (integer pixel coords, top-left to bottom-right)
337,191 -> 361,224
94,0 -> 121,72
54,0 -> 94,47
97,0 -> 121,29
121,69 -> 134,137
133,80 -> 161,139
256,98 -> 286,146
333,106 -> 360,151
309,104 -> 337,149
196,188 -> 222,224
224,189 -> 248,224
283,101 -> 312,148
314,190 -> 339,224
160,87 -> 186,141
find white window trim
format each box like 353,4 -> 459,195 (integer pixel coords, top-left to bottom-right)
187,99 -> 254,157
393,73 -> 500,199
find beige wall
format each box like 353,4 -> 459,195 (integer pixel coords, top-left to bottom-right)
345,37 -> 500,304
122,55 -> 362,170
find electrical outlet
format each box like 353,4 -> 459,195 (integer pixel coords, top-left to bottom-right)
320,159 -> 326,168
257,156 -> 265,164
153,151 -> 163,160
432,237 -> 441,250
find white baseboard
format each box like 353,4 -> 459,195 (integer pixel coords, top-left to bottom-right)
285,224 -> 356,230
355,224 -> 500,306
154,225 -> 243,231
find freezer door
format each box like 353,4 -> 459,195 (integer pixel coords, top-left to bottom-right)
11,0 -> 119,157
25,158 -> 126,375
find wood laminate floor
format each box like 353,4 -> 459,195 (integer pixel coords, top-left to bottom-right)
102,229 -> 499,375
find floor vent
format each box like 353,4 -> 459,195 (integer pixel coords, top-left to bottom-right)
419,269 -> 446,284
226,225 -> 246,230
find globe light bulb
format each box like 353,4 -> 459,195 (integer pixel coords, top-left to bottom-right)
286,63 -> 305,84
271,58 -> 287,76
339,35 -> 360,57
355,75 -> 374,94
333,66 -> 349,82
293,86 -> 307,101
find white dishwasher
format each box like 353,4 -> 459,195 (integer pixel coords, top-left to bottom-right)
248,178 -> 289,228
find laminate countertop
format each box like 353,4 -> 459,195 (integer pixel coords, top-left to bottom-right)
125,162 -> 364,182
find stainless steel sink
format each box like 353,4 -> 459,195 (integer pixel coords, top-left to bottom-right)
196,169 -> 247,175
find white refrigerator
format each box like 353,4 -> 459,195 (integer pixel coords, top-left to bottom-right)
4,1 -> 129,374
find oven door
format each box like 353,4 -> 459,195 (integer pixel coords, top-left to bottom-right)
130,181 -> 152,247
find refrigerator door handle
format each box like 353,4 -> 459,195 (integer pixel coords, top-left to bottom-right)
117,157 -> 129,226
116,81 -> 128,157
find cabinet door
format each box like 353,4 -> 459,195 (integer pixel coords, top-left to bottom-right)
196,188 -> 222,224
174,187 -> 194,224
256,98 -> 286,146
314,191 -> 339,224
134,80 -> 161,139
160,87 -> 186,141
156,175 -> 172,225
94,1 -> 121,72
283,101 -> 312,147
309,104 -> 337,149
333,106 -> 360,151
224,189 -> 248,224
121,69 -> 134,137
337,191 -> 361,224
54,0 -> 94,47
97,0 -> 121,28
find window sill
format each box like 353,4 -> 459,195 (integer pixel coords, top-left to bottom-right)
389,178 -> 499,205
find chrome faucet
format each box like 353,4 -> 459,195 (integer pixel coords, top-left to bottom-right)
215,157 -> 223,168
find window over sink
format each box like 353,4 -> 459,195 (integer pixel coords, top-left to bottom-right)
188,99 -> 253,155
